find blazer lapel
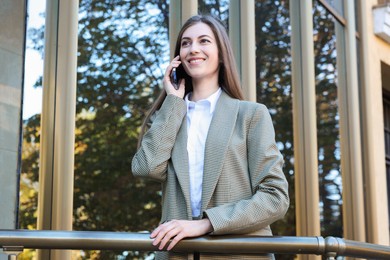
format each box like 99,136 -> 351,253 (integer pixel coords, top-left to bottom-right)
171,117 -> 193,218
201,92 -> 239,212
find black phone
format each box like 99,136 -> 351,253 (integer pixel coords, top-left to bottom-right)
170,67 -> 179,90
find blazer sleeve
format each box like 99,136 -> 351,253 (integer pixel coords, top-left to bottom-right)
131,94 -> 186,182
204,104 -> 290,235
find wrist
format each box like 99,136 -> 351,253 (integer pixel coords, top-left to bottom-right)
200,218 -> 214,233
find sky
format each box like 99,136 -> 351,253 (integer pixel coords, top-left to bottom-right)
23,0 -> 45,119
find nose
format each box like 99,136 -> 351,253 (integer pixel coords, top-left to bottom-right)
189,42 -> 200,54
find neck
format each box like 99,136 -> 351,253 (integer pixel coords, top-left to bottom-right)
191,77 -> 219,102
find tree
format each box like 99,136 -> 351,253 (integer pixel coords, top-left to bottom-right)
255,0 -> 295,237
313,2 -> 343,237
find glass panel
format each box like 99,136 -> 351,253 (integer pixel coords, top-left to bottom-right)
74,1 -> 170,258
255,0 -> 295,239
383,94 -> 390,160
19,1 -> 46,259
321,0 -> 344,18
198,0 -> 230,22
317,0 -> 346,26
23,5 -> 44,121
313,1 -> 343,237
384,93 -> 390,231
383,63 -> 390,232
355,0 -> 359,33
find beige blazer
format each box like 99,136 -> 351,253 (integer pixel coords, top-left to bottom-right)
132,91 -> 289,259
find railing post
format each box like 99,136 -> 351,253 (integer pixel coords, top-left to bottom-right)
2,246 -> 23,260
324,236 -> 345,260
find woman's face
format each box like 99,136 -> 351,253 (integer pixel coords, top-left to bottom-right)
179,22 -> 220,82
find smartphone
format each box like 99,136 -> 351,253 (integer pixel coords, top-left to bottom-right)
170,68 -> 179,90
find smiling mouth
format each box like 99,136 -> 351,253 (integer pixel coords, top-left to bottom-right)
188,58 -> 205,64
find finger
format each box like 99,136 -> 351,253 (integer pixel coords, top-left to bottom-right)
152,222 -> 176,247
172,55 -> 180,62
150,221 -> 167,238
164,56 -> 181,78
167,233 -> 185,251
151,224 -> 167,243
150,227 -> 160,238
158,226 -> 181,250
171,56 -> 181,66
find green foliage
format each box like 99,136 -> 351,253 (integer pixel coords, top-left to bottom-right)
20,114 -> 41,229
313,2 -> 343,237
199,0 -> 230,20
19,115 -> 41,260
254,0 -> 296,237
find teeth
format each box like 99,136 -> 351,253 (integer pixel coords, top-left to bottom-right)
189,59 -> 203,64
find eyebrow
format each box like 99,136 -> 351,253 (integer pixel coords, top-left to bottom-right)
181,35 -> 213,41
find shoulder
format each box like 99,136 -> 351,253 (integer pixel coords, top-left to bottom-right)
238,100 -> 267,110
218,91 -> 271,120
220,91 -> 268,111
237,100 -> 270,120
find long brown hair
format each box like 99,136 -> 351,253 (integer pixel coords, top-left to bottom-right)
138,14 -> 244,146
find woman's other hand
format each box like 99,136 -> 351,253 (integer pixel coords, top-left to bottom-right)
150,218 -> 213,251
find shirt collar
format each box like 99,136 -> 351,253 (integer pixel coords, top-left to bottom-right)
185,87 -> 222,114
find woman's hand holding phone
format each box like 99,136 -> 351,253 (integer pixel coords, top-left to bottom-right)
164,56 -> 185,97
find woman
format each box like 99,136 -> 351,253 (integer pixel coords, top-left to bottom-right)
132,14 -> 289,259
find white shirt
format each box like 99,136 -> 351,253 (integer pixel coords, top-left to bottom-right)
185,88 -> 222,217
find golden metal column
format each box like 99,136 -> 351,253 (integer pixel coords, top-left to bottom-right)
37,0 -> 79,259
333,0 -> 366,244
169,0 -> 198,58
229,0 -> 256,102
181,0 -> 197,23
290,1 -> 321,259
169,0 -> 181,58
357,0 -> 389,245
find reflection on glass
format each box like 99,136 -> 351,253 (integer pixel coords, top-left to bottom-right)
23,1 -> 45,120
313,1 -> 343,237
255,0 -> 294,239
198,0 -> 230,22
320,0 -> 344,18
75,1 -> 170,258
19,1 -> 46,259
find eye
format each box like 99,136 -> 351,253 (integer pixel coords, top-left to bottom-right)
181,40 -> 190,47
200,38 -> 211,44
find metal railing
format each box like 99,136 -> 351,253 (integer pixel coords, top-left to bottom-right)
1,230 -> 390,259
